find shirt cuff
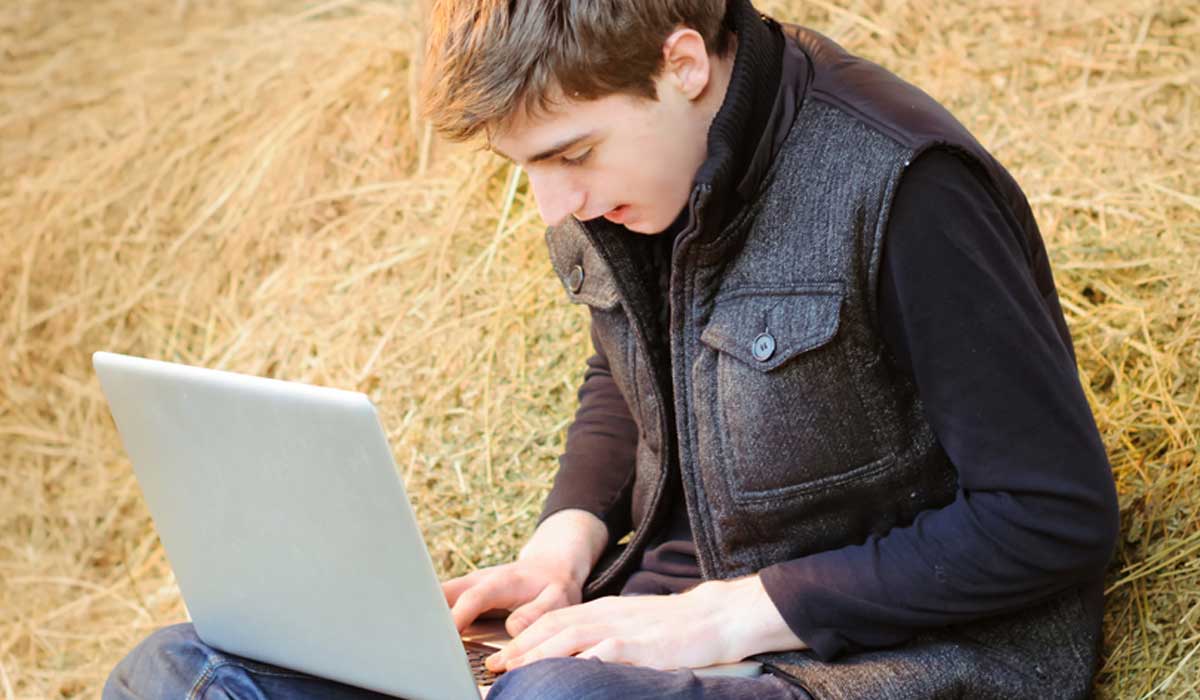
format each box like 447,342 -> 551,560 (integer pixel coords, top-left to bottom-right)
537,463 -> 635,547
759,559 -> 853,661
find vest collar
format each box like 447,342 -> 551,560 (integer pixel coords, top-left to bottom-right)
691,0 -> 807,234
695,0 -> 782,203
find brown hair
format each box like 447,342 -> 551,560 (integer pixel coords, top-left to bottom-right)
421,0 -> 732,142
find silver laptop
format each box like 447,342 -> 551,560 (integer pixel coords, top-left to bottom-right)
93,351 -> 761,699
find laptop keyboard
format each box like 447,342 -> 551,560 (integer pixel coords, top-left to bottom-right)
464,641 -> 502,686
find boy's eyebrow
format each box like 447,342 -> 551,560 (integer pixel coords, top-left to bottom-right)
492,132 -> 594,165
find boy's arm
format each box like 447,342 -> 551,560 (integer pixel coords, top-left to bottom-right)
757,149 -> 1120,660
538,320 -> 640,549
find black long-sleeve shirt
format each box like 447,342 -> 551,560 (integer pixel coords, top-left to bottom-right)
552,148 -> 1117,658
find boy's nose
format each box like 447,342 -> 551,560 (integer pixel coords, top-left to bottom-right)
527,170 -> 585,227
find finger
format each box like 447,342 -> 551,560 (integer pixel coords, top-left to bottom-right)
451,575 -> 528,632
503,625 -> 603,671
576,637 -> 629,665
451,587 -> 500,632
491,601 -> 594,671
504,582 -> 573,637
441,569 -> 487,606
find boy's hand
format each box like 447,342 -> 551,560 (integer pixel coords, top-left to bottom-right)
441,509 -> 609,636
442,555 -> 583,636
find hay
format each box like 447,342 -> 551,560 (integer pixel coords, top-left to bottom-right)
0,0 -> 1196,696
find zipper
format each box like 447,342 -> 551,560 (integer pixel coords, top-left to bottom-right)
668,184 -> 719,581
574,211 -> 686,597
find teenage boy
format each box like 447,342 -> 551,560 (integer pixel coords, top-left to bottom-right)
104,1 -> 1119,698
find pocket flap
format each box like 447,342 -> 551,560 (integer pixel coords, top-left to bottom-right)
699,284 -> 844,371
545,221 -> 620,310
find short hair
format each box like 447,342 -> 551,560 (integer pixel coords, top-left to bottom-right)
421,0 -> 732,143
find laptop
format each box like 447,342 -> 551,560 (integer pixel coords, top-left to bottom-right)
93,351 -> 762,699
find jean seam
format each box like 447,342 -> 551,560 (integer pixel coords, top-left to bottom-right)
187,659 -> 219,700
188,657 -> 312,698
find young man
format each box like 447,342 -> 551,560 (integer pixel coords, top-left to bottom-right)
424,0 -> 1120,697
104,1 -> 1119,698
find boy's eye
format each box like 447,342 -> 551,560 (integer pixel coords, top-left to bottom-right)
562,147 -> 592,166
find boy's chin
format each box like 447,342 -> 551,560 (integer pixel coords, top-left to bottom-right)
624,218 -> 663,235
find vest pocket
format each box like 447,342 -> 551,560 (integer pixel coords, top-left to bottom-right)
700,283 -> 843,370
698,284 -> 890,503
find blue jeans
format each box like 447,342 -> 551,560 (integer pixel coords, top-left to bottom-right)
103,623 -> 812,699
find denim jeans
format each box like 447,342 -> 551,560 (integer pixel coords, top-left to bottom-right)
103,623 -> 812,699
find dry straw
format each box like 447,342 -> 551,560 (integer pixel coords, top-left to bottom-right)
1,0 -> 1196,697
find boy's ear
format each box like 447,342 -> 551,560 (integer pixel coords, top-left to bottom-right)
660,27 -> 712,101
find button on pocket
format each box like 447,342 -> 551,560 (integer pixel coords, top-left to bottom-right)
700,283 -> 843,371
751,332 -> 776,362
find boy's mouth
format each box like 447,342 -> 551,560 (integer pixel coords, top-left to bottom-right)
604,204 -> 630,223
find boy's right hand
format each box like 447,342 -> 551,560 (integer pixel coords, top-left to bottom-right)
442,556 -> 583,637
441,508 -> 609,637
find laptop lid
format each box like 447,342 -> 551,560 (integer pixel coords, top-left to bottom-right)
94,351 -> 480,700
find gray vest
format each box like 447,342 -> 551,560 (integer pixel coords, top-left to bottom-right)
544,24 -> 1097,700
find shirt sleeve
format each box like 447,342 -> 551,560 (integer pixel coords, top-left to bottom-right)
758,148 -> 1120,660
538,319 -> 640,546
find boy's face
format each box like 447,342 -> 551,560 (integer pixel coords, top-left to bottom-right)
487,29 -> 731,235
489,84 -> 709,235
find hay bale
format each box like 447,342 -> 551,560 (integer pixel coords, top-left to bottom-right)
0,0 -> 1196,696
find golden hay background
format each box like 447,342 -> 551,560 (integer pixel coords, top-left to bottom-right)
1,0 -> 1197,697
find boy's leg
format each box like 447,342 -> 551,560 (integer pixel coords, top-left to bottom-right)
488,657 -> 813,700
103,623 -> 394,700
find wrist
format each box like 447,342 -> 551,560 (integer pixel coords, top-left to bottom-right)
519,509 -> 607,589
516,547 -> 589,591
694,575 -> 808,660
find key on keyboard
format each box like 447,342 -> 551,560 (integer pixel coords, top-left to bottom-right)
464,641 -> 502,686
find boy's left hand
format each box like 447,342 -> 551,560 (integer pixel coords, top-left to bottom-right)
485,574 -> 807,673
